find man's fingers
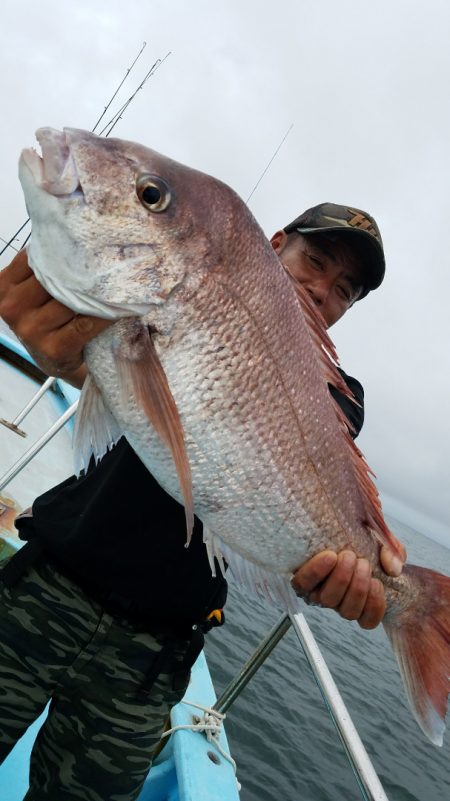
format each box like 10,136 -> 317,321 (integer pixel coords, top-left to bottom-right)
291,550 -> 338,595
380,542 -> 407,577
0,249 -> 114,379
0,250 -> 33,307
71,315 -> 112,341
292,548 -> 388,630
0,249 -> 32,283
21,274 -> 54,306
356,579 -> 386,630
29,315 -> 113,375
336,558 -> 371,620
0,274 -> 52,326
314,550 -> 358,608
11,297 -> 72,342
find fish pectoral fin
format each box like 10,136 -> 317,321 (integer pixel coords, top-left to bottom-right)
116,324 -> 194,544
73,373 -> 123,474
383,563 -> 450,746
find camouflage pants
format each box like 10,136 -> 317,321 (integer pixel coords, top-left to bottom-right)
0,555 -> 192,801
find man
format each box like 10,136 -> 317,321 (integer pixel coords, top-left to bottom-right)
0,202 -> 405,800
272,204 -> 405,617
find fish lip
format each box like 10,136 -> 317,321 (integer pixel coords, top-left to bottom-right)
20,147 -> 45,185
22,127 -> 84,199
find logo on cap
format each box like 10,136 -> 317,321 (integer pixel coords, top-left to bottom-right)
347,208 -> 380,241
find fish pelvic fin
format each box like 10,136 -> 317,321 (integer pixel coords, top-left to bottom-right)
73,373 -> 123,474
383,563 -> 450,745
117,323 -> 194,544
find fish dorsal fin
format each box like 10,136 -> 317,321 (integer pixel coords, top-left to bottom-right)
291,280 -> 358,406
117,324 -> 194,544
73,373 -> 123,475
292,280 -> 404,558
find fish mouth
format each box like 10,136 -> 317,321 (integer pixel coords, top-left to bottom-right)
20,127 -> 83,198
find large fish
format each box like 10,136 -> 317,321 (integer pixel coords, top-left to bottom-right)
18,127 -> 450,745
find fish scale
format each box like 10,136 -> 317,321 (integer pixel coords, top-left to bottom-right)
18,126 -> 450,745
85,249 -> 379,574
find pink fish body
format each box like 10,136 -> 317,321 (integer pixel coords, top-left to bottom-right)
19,127 -> 450,746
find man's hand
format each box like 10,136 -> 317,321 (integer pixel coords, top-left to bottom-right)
0,250 -> 112,386
291,540 -> 407,630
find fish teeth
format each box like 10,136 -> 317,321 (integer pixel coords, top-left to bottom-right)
19,148 -> 44,183
35,127 -> 80,196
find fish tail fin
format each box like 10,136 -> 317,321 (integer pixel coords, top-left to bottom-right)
382,563 -> 450,745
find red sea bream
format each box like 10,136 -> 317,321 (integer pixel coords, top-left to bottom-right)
18,127 -> 450,745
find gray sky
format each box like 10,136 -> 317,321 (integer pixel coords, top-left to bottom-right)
1,0 -> 449,546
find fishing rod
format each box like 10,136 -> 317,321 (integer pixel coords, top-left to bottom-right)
0,43 -> 170,258
246,122 -> 294,205
98,51 -> 171,137
0,237 -> 19,253
92,40 -> 147,134
0,220 -> 31,258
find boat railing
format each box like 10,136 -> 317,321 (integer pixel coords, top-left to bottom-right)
0,399 -> 78,494
214,612 -> 390,801
0,343 -> 389,801
0,376 -> 58,437
0,331 -> 80,494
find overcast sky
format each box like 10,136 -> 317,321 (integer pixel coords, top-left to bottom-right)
1,0 -> 449,546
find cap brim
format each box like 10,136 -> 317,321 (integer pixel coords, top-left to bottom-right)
292,224 -> 385,297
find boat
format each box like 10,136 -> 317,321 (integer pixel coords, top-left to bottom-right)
0,324 -> 394,801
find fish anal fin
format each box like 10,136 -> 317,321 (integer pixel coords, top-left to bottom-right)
203,528 -> 227,578
73,373 -> 123,475
216,536 -> 300,612
117,324 -> 194,543
383,563 -> 450,745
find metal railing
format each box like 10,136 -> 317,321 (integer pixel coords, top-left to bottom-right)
0,400 -> 78,493
0,376 -> 58,437
0,350 -> 78,493
214,612 -> 389,801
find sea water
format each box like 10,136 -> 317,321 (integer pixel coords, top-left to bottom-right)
205,517 -> 450,801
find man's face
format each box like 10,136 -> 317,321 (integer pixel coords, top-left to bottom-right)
271,231 -> 363,328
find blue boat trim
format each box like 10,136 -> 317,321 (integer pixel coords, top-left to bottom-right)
140,653 -> 240,800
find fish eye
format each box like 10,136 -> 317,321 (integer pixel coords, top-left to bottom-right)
136,174 -> 171,212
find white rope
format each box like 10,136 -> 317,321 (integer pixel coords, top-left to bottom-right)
161,699 -> 241,789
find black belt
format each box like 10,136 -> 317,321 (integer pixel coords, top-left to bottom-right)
2,540 -> 196,639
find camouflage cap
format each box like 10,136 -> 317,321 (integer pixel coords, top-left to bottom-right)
284,202 -> 385,299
